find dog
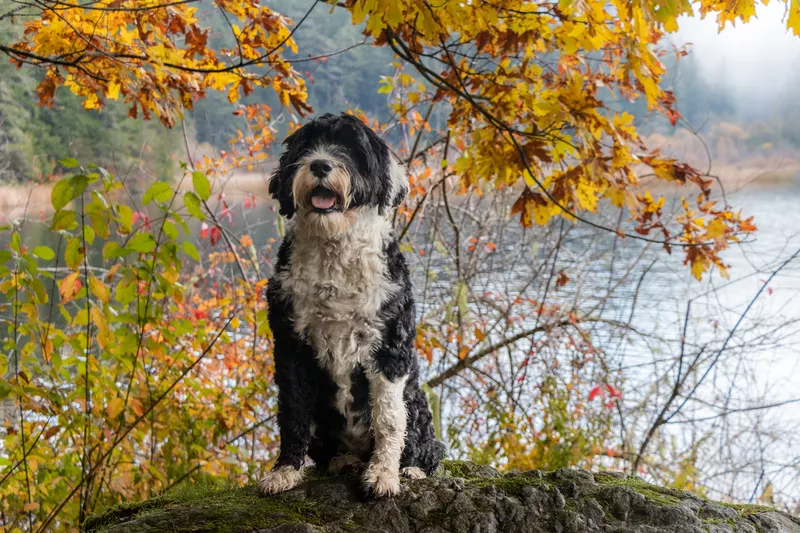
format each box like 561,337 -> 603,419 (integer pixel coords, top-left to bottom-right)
258,113 -> 446,498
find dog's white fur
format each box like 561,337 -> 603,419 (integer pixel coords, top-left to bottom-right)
259,465 -> 305,494
290,148 -> 354,237
400,466 -> 427,479
363,372 -> 408,497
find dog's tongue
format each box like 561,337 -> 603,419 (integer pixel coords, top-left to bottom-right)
311,194 -> 336,210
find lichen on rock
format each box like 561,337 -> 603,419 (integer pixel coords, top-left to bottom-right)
84,461 -> 800,533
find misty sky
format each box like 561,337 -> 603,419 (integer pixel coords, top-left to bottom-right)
670,2 -> 800,106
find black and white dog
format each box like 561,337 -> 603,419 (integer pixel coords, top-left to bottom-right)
259,113 -> 445,498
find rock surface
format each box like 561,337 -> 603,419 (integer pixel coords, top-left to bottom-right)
84,461 -> 800,533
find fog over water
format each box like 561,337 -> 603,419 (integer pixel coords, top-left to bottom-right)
672,2 -> 800,118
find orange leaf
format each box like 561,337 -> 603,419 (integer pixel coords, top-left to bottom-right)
59,272 -> 82,303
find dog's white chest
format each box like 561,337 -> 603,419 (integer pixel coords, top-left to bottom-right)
278,215 -> 399,436
284,233 -> 391,363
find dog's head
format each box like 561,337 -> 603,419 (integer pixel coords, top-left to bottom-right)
269,113 -> 408,235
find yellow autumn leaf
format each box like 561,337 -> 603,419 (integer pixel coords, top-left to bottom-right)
89,276 -> 110,304
106,397 -> 125,420
705,218 -> 727,240
691,258 -> 708,281
107,81 -> 121,100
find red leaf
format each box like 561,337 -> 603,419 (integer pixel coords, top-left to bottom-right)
606,384 -> 623,399
589,385 -> 604,401
132,211 -> 150,229
210,226 -> 222,246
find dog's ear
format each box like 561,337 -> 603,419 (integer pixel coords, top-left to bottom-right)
269,130 -> 301,219
345,114 -> 405,212
389,155 -> 409,208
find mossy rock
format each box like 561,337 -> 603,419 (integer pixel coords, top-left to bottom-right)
84,461 -> 800,533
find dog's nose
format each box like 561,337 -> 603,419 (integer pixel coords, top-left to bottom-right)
310,160 -> 333,178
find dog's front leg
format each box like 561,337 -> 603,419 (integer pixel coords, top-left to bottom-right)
362,372 -> 407,498
258,372 -> 315,495
260,286 -> 317,495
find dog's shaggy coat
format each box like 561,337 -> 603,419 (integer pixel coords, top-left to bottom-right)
259,113 -> 445,498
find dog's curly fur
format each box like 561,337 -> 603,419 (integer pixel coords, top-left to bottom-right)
260,113 -> 446,498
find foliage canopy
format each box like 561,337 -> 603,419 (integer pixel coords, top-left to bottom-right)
3,0 -> 782,275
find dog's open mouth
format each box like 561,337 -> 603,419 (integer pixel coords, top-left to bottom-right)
309,186 -> 341,213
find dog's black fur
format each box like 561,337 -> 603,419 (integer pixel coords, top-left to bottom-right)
265,113 -> 445,495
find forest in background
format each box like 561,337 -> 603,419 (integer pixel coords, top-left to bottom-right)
3,0 -> 800,185
0,0 -> 398,182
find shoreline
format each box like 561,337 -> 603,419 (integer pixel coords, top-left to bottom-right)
0,160 -> 796,222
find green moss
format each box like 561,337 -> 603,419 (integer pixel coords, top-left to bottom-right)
440,461 -> 554,497
464,476 -> 539,496
84,483 -> 321,533
593,472 -> 683,506
440,460 -> 486,478
716,501 -> 775,517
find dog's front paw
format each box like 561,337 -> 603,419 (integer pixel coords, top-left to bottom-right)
362,464 -> 401,498
259,465 -> 305,495
328,453 -> 365,474
400,466 -> 427,480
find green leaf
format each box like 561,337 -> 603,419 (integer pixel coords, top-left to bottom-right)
69,174 -> 90,197
31,277 -> 48,304
117,204 -> 133,231
115,277 -> 137,306
73,308 -> 90,327
163,220 -> 178,241
103,241 -> 130,260
192,171 -> 211,201
0,250 -> 13,264
59,304 -> 71,324
90,212 -> 110,239
171,212 -> 190,235
51,179 -> 73,211
128,233 -> 157,253
0,381 -> 13,401
51,209 -> 77,231
83,225 -> 96,246
65,237 -> 84,269
184,192 -> 205,221
143,181 -> 174,205
182,241 -> 200,261
60,157 -> 80,168
51,175 -> 89,211
32,246 -> 55,260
